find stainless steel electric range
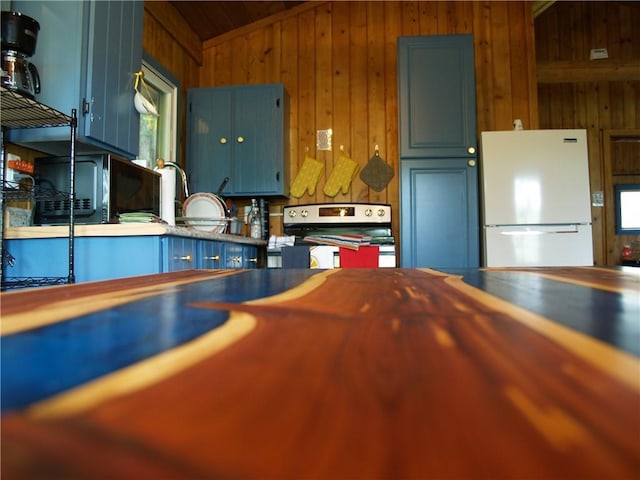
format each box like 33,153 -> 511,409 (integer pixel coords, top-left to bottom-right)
269,203 -> 396,268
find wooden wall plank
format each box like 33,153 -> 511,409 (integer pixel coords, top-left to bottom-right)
365,1 -> 387,204
489,3 -> 514,129
473,2 -> 494,131
296,8 -> 317,205
315,3 -> 334,203
384,1 -> 401,234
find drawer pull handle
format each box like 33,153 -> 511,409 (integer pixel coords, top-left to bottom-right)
231,256 -> 242,263
248,257 -> 258,263
204,255 -> 221,261
175,255 -> 192,263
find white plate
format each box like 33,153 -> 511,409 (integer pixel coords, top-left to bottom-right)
182,193 -> 227,233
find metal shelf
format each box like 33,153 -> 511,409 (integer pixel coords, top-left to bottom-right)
1,87 -> 71,128
2,179 -> 69,202
1,87 -> 77,290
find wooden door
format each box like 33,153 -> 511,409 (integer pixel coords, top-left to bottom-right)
398,35 -> 477,159
87,0 -> 144,157
398,35 -> 479,268
187,87 -> 233,195
400,158 -> 479,268
232,84 -> 286,196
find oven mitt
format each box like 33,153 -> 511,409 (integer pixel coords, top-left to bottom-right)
360,151 -> 394,192
290,154 -> 324,198
323,153 -> 359,197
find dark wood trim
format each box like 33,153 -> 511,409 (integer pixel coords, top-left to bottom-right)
537,60 -> 640,83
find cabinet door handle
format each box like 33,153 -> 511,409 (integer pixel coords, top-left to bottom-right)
174,254 -> 192,263
237,136 -> 244,143
231,256 -> 242,264
220,137 -> 228,144
248,257 -> 258,263
467,146 -> 476,154
203,255 -> 221,261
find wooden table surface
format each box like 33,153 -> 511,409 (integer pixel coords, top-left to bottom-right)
1,267 -> 639,479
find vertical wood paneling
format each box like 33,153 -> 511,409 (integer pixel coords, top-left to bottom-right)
536,1 -> 640,265
331,1 -> 351,201
196,0 -> 537,241
296,8 -> 316,202
315,3 -> 334,202
384,2 -> 401,234
473,2 -> 493,132
365,1 -> 386,203
489,4 -> 513,129
348,1 -> 369,204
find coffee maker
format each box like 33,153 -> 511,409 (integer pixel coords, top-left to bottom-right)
1,11 -> 41,99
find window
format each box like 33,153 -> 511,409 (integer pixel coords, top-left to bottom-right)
615,184 -> 640,234
137,57 -> 179,167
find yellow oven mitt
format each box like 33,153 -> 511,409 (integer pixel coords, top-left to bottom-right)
323,153 -> 358,197
290,154 -> 324,198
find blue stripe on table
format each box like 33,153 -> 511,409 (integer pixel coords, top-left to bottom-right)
1,270 -> 321,412
453,269 -> 640,357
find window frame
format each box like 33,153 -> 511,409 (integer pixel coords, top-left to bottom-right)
140,53 -> 181,165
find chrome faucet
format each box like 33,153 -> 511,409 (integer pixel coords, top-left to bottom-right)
156,158 -> 189,198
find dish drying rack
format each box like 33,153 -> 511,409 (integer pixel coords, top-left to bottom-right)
176,216 -> 242,234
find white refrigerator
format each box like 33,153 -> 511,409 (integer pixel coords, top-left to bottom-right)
480,129 -> 593,267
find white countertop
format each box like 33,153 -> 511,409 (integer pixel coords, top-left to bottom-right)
4,224 -> 267,246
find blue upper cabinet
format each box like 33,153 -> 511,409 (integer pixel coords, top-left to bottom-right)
398,35 -> 477,159
187,84 -> 290,197
7,1 -> 143,159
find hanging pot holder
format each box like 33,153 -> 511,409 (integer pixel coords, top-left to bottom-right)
323,152 -> 359,197
360,150 -> 394,192
290,154 -> 324,198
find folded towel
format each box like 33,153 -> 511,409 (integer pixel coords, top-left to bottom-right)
303,234 -> 371,251
268,235 -> 297,249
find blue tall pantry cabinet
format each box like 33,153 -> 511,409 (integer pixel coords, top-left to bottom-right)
187,84 -> 289,197
7,0 -> 144,159
398,35 -> 480,269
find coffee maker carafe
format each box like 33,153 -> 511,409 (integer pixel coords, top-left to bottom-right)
1,11 -> 41,99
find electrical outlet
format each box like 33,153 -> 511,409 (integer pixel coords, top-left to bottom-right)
589,48 -> 609,60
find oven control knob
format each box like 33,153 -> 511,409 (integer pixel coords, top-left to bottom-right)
301,209 -> 309,218
288,210 -> 297,218
364,208 -> 373,217
377,208 -> 386,217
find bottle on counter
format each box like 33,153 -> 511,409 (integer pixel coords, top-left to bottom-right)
259,197 -> 269,240
248,198 -> 262,239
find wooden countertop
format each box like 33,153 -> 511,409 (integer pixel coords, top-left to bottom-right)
4,223 -> 267,246
1,267 -> 639,478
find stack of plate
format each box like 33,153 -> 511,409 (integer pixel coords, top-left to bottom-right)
181,193 -> 227,233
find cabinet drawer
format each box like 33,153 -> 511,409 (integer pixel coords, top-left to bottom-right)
163,237 -> 198,272
225,244 -> 259,269
199,241 -> 225,269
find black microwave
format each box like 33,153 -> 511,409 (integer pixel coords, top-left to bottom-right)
33,154 -> 161,225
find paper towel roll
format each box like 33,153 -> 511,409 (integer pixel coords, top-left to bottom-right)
158,167 -> 176,225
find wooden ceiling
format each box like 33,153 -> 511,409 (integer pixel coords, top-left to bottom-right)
168,1 -> 555,45
169,1 -> 306,42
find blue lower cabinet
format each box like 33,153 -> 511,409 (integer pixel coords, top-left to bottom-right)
4,236 -> 163,282
3,236 -> 260,285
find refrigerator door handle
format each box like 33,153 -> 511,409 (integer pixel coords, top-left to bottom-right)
495,225 -> 586,236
